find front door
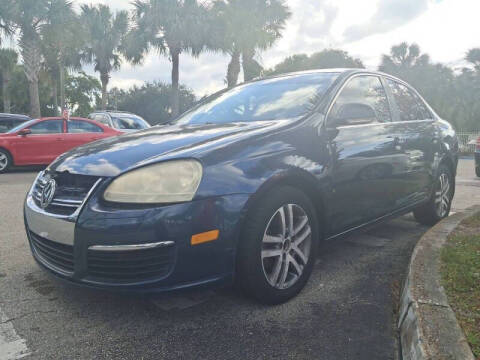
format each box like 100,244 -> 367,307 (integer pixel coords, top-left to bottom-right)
324,75 -> 402,235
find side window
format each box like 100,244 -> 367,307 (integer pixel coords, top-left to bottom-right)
386,79 -> 432,121
29,120 -> 64,134
96,115 -> 110,127
329,75 -> 392,126
68,120 -> 103,133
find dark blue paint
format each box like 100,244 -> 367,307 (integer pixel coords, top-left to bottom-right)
31,69 -> 458,292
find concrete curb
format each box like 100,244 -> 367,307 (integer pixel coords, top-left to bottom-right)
398,205 -> 480,360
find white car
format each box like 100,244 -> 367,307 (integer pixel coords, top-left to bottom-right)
88,111 -> 151,133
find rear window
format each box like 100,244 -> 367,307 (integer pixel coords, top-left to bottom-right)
111,115 -> 149,130
386,79 -> 432,121
1,118 -> 28,133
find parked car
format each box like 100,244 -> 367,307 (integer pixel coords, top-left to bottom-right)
88,111 -> 151,132
0,113 -> 30,133
0,117 -> 122,173
24,69 -> 458,304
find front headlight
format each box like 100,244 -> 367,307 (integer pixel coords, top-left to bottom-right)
103,160 -> 203,204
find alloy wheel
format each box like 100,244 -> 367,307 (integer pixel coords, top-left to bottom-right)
0,153 -> 8,171
435,172 -> 451,218
261,204 -> 312,290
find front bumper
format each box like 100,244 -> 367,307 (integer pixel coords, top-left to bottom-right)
24,181 -> 250,293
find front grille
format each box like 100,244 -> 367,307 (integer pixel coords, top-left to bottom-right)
30,232 -> 74,274
33,171 -> 100,216
87,245 -> 175,283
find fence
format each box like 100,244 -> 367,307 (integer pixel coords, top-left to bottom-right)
457,131 -> 479,154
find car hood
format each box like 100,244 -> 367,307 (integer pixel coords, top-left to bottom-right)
50,120 -> 293,177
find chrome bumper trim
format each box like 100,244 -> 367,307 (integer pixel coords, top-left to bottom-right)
88,241 -> 175,252
24,171 -> 102,246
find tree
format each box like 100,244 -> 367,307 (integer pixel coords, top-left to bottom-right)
379,42 -> 430,76
65,72 -> 101,117
466,48 -> 480,72
0,0 -> 51,118
125,0 -> 208,117
0,1 -> 14,45
107,81 -> 196,124
211,0 -> 291,87
41,0 -> 83,114
0,63 -> 56,116
380,43 -> 456,124
80,4 -> 128,109
264,49 -> 364,76
0,48 -> 18,113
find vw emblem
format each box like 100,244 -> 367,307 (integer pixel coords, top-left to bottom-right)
40,178 -> 56,209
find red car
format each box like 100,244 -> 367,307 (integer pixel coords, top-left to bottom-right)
0,117 -> 122,173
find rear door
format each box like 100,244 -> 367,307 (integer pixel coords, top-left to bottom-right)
325,74 -> 403,234
384,78 -> 437,207
65,120 -> 104,150
15,119 -> 65,164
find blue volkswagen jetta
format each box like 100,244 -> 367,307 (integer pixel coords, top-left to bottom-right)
24,69 -> 458,304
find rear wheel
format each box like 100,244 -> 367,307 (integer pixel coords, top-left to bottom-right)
413,164 -> 453,226
0,149 -> 11,174
237,186 -> 319,304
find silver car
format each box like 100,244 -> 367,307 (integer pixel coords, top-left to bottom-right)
88,111 -> 150,133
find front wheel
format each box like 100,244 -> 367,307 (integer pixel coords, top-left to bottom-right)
0,149 -> 11,174
413,164 -> 454,226
237,186 -> 319,304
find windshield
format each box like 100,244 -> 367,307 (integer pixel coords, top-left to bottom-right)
7,119 -> 37,133
174,73 -> 339,126
111,114 -> 150,130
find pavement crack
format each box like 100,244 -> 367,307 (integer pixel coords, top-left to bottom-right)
1,309 -> 56,324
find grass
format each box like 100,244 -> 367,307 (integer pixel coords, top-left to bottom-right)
441,213 -> 480,359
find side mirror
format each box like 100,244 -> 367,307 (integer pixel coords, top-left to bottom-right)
18,128 -> 32,136
330,103 -> 377,127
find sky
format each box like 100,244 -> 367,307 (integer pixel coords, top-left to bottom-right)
76,0 -> 480,97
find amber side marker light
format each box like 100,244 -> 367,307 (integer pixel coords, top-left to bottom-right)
191,230 -> 220,245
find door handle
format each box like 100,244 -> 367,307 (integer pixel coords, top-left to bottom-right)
55,138 -> 63,141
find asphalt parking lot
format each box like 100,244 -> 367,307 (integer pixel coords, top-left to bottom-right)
1,159 -> 479,360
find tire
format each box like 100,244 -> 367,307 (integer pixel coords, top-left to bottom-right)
413,164 -> 453,226
0,149 -> 11,174
236,186 -> 319,304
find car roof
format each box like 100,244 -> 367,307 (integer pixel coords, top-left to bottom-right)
0,113 -> 30,120
90,110 -> 136,115
35,116 -> 92,121
260,68 -> 409,86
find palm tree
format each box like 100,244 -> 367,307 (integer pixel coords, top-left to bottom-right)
80,4 -> 128,109
211,0 -> 291,87
0,0 -> 50,117
0,48 -> 18,113
379,42 -> 430,75
41,0 -> 83,114
0,1 -> 13,45
125,0 -> 208,117
466,48 -> 480,72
